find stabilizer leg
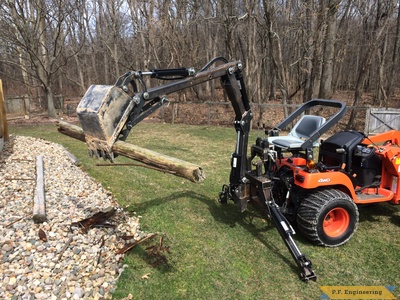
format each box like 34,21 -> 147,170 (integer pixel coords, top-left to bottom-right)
267,199 -> 317,282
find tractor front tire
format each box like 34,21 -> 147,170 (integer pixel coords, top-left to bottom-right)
297,188 -> 359,247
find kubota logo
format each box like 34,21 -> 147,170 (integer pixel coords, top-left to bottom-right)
318,178 -> 331,183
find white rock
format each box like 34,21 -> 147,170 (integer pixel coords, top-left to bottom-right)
0,136 -> 147,300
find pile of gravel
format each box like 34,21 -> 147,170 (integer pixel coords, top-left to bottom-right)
0,135 -> 146,299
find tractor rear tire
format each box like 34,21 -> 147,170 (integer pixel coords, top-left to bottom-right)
296,188 -> 359,247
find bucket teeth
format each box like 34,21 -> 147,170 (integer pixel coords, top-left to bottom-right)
84,136 -> 115,161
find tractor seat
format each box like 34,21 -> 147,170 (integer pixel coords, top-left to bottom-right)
269,115 -> 326,150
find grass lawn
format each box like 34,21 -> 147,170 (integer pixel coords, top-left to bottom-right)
9,122 -> 400,299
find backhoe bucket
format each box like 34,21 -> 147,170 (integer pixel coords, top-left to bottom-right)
76,84 -> 135,159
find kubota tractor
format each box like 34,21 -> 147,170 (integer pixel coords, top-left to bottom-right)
75,57 -> 400,281
261,100 -> 400,247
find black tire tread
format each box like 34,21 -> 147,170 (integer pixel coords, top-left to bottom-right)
297,188 -> 359,247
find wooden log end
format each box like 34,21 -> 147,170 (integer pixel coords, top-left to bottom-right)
33,196 -> 46,223
193,167 -> 206,183
32,213 -> 46,224
56,120 -> 85,142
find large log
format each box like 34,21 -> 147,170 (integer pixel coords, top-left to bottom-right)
56,120 -> 205,183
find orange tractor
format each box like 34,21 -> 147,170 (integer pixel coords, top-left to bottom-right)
252,100 -> 400,247
76,58 -> 400,281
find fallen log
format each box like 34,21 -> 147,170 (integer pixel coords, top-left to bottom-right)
60,145 -> 80,166
57,121 -> 86,142
56,120 -> 205,183
33,155 -> 46,223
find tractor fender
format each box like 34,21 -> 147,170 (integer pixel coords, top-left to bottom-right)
293,169 -> 356,198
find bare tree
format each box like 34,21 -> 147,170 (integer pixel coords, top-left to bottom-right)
263,0 -> 291,117
303,0 -> 316,102
346,0 -> 398,129
386,0 -> 400,102
0,0 -> 83,117
319,0 -> 341,99
0,0 -> 399,117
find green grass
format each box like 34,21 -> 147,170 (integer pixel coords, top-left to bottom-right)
9,123 -> 400,299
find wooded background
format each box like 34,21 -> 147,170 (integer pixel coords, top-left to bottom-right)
0,0 -> 399,129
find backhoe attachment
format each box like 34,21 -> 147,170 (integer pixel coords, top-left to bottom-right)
76,57 -> 317,282
76,59 -> 242,160
220,131 -> 317,282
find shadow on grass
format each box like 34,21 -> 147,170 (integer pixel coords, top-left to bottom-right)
391,214 -> 400,226
125,235 -> 175,274
128,190 -> 303,279
358,202 -> 400,224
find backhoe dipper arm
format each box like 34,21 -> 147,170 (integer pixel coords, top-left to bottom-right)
119,61 -> 246,142
77,60 -> 247,159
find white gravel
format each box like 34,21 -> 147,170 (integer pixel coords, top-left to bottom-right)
0,135 -> 146,299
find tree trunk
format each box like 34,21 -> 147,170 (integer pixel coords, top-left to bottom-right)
73,53 -> 86,95
264,0 -> 290,117
46,87 -> 57,118
310,4 -> 325,99
38,0 -> 56,118
303,0 -> 315,102
268,62 -> 276,101
56,121 -> 206,183
319,0 -> 340,99
346,0 -> 397,130
386,0 -> 400,102
0,80 -> 9,142
374,34 -> 388,106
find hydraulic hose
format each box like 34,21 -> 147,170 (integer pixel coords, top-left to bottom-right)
200,56 -> 229,72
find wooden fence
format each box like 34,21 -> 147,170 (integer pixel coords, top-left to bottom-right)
365,107 -> 400,134
4,94 -> 377,133
4,94 -> 70,116
160,101 -> 370,132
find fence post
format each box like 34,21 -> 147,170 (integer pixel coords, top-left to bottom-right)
364,108 -> 371,134
59,94 -> 65,113
24,94 -> 30,115
161,104 -> 165,123
0,80 -> 9,141
172,102 -> 176,124
22,94 -> 27,115
207,103 -> 211,125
